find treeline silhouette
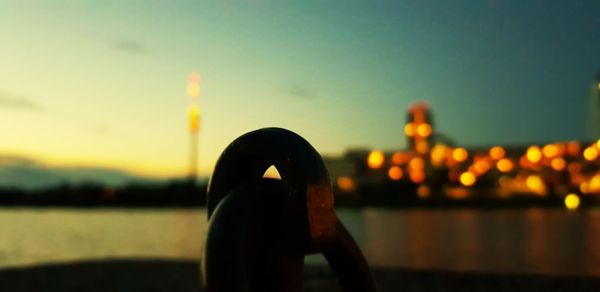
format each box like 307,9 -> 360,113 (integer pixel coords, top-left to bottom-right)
0,180 -> 206,208
0,179 -> 592,208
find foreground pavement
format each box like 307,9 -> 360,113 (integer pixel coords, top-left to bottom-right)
0,259 -> 598,291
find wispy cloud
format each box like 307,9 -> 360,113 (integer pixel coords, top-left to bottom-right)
113,39 -> 147,53
0,92 -> 41,111
287,83 -> 317,99
0,154 -> 157,189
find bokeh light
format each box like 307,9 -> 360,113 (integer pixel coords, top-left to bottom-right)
452,148 -> 468,162
459,172 -> 476,187
489,146 -> 505,160
367,151 -> 385,169
388,166 -> 404,180
564,193 -> 580,210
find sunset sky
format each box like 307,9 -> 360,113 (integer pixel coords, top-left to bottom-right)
0,1 -> 599,180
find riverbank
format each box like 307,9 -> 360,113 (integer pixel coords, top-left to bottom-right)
1,259 -> 598,291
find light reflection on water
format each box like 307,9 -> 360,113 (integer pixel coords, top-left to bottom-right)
0,208 -> 599,276
352,208 -> 600,276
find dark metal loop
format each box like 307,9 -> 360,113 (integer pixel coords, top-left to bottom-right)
207,127 -> 336,248
326,217 -> 378,292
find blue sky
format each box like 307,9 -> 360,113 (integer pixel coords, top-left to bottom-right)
0,0 -> 598,179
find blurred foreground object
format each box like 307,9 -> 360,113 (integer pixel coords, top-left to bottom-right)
203,127 -> 377,291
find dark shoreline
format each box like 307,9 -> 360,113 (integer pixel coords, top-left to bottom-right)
1,259 -> 599,292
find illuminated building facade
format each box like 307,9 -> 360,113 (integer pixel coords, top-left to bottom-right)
322,101 -> 600,209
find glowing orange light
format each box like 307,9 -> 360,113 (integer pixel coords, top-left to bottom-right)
409,157 -> 425,170
564,193 -> 580,210
473,160 -> 491,174
188,72 -> 201,83
367,151 -> 385,169
517,155 -> 526,167
568,162 -> 581,173
447,170 -> 460,182
452,148 -> 468,162
417,185 -> 430,198
526,146 -> 542,163
584,147 -> 598,161
388,166 -> 403,180
542,144 -> 558,158
496,158 -> 514,173
460,172 -> 476,187
526,175 -> 546,195
392,152 -> 408,165
416,123 -> 432,137
404,123 -> 417,137
430,144 -> 447,166
446,187 -> 470,200
550,157 -> 566,171
596,139 -> 600,149
567,141 -> 580,156
589,175 -> 600,192
489,146 -> 505,160
580,182 -> 590,194
337,176 -> 356,192
188,105 -> 201,132
409,170 -> 425,184
416,141 -> 429,154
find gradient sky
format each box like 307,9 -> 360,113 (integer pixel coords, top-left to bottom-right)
0,0 -> 599,178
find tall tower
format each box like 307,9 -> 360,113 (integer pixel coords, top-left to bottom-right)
404,102 -> 434,154
187,73 -> 201,180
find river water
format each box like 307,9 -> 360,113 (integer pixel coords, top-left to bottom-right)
0,208 -> 599,276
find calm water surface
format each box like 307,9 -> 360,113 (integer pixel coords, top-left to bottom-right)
0,208 -> 599,276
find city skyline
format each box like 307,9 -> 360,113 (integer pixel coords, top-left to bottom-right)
0,1 -> 599,180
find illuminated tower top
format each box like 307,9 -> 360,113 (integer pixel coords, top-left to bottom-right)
187,72 -> 201,179
188,73 -> 201,133
404,102 -> 433,154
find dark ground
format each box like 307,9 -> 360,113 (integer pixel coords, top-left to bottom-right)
0,259 -> 598,291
